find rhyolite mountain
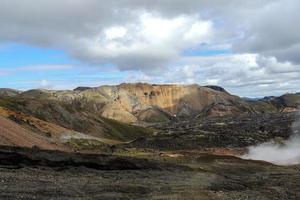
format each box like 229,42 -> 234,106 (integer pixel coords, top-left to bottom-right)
1,83 -> 299,124
5,83 -> 299,123
0,83 -> 299,150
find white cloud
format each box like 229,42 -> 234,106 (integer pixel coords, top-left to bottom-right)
0,0 -> 299,95
40,79 -> 50,88
232,0 -> 300,64
0,1 -> 216,72
104,26 -> 127,40
71,13 -> 213,71
126,54 -> 300,97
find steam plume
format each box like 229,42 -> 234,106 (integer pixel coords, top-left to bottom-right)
242,111 -> 300,165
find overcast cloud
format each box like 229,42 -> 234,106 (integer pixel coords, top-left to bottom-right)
0,0 -> 299,96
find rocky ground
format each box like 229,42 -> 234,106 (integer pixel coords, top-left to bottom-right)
123,112 -> 297,150
0,112 -> 300,199
1,145 -> 300,200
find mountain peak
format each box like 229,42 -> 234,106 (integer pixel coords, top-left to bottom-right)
204,85 -> 227,93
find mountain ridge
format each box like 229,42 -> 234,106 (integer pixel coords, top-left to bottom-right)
0,82 -> 298,155
1,83 -> 299,124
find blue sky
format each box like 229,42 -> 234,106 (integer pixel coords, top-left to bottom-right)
0,43 -> 128,90
0,43 -> 233,91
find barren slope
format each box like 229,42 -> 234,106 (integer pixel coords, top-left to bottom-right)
0,115 -> 64,150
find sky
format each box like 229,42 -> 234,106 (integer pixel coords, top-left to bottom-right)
0,0 -> 299,97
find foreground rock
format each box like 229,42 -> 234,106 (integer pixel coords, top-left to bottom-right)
0,145 -> 187,171
0,146 -> 300,199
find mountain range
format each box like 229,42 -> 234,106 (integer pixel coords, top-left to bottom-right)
0,83 -> 299,150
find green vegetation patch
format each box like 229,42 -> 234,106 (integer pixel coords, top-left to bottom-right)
0,96 -> 26,109
64,138 -> 109,150
101,117 -> 153,142
249,101 -> 278,113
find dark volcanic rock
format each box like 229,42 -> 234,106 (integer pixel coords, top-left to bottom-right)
122,112 -> 297,150
0,145 -> 188,171
1,146 -> 300,199
73,86 -> 92,91
205,85 -> 228,93
0,111 -> 300,199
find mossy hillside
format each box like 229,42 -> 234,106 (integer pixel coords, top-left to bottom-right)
0,96 -> 153,142
248,101 -> 279,113
101,117 -> 153,141
280,94 -> 300,107
0,96 -> 26,109
138,110 -> 172,123
64,138 -> 110,151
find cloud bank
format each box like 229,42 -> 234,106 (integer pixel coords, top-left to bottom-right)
0,0 -> 299,96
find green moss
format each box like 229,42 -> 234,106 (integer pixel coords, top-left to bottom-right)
114,149 -> 153,158
0,97 -> 27,111
65,138 -> 108,150
249,101 -> 278,113
101,117 -> 153,141
143,113 -> 170,123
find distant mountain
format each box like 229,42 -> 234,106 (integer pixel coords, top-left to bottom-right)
204,85 -> 228,93
10,83 -> 257,123
0,88 -> 21,97
261,93 -> 300,112
2,83 -> 299,124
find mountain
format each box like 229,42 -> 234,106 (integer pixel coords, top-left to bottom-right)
1,83 -> 299,125
4,83 -> 277,123
0,88 -> 21,97
0,83 -> 299,150
264,93 -> 300,111
0,89 -> 152,150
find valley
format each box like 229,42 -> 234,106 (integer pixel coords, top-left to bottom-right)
0,84 -> 299,199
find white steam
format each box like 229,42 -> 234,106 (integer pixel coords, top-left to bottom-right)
242,112 -> 300,166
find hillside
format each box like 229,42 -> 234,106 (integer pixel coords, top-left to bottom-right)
0,88 -> 21,97
265,93 -> 300,111
19,83 -> 247,123
0,83 -> 298,151
0,115 -> 64,150
4,83 -> 296,125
